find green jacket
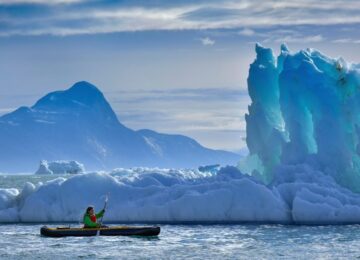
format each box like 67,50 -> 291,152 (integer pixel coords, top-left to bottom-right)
83,210 -> 105,228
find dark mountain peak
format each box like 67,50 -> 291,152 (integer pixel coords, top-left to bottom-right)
67,81 -> 103,97
22,81 -> 121,126
32,81 -> 108,111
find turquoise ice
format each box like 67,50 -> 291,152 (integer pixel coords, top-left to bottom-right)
245,44 -> 360,191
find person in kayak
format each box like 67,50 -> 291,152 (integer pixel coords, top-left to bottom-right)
83,206 -> 105,228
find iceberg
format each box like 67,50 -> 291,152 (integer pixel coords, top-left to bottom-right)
2,165 -> 360,224
198,164 -> 220,174
0,168 -> 289,223
245,44 -> 360,192
35,160 -> 85,175
1,44 -> 360,224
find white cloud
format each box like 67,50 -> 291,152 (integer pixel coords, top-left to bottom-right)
273,34 -> 325,43
201,37 -> 215,46
333,38 -> 352,43
238,28 -> 255,36
333,38 -> 360,44
108,87 -> 249,151
262,29 -> 325,43
1,0 -> 360,36
0,0 -> 83,4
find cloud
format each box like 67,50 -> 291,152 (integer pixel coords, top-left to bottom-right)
200,37 -> 215,46
260,27 -> 326,43
332,38 -> 360,44
273,34 -> 325,43
106,87 -> 249,151
108,87 -> 249,130
107,88 -> 248,105
0,0 -> 83,4
0,0 -> 360,37
238,28 -> 255,36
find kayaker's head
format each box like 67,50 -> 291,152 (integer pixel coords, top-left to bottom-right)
86,206 -> 94,215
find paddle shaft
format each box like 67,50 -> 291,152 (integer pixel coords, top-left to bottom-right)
98,199 -> 108,226
96,195 -> 108,236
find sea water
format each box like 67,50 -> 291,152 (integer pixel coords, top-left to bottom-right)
0,224 -> 359,259
1,175 -> 360,259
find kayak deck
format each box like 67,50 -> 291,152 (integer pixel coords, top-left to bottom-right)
40,225 -> 160,237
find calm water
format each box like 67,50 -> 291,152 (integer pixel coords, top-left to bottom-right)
1,175 -> 360,259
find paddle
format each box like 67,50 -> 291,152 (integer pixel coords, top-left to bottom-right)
96,194 -> 109,236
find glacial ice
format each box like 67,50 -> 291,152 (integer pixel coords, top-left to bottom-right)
35,160 -> 85,175
0,168 -> 289,223
1,44 -> 360,224
2,165 -> 360,224
245,44 -> 360,192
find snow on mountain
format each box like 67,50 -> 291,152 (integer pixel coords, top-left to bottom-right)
0,81 -> 239,173
138,129 -> 237,167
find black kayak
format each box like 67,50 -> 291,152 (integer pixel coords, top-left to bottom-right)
40,226 -> 160,237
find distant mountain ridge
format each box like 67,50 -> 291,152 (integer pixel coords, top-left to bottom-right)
0,81 -> 239,173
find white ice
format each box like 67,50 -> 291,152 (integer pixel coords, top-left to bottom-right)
2,165 -> 360,223
35,160 -> 85,175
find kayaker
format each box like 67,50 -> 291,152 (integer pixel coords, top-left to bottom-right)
83,206 -> 106,228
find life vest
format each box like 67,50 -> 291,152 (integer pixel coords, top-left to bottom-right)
90,214 -> 97,223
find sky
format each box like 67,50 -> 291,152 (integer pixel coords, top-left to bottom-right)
0,0 -> 359,152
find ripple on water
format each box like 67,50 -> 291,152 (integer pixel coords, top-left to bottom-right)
0,224 -> 359,259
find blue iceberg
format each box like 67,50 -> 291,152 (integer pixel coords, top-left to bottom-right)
245,43 -> 360,192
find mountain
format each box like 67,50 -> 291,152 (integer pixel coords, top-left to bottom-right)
0,81 -> 239,173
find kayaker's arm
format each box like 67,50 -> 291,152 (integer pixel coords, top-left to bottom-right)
95,209 -> 105,219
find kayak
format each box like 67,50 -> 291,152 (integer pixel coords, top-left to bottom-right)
40,226 -> 160,237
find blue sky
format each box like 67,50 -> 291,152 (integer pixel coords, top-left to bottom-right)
0,0 -> 359,152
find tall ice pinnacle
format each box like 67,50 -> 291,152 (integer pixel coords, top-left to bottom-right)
244,44 -> 360,191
